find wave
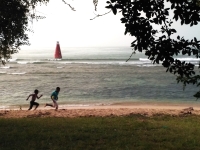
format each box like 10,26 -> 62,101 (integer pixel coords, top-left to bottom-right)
12,59 -> 158,66
0,72 -> 6,74
140,57 -> 200,62
137,64 -> 161,67
139,57 -> 200,64
8,58 -> 17,62
17,61 -> 28,64
16,61 -> 47,64
139,58 -> 151,62
0,66 -> 10,69
48,59 -> 62,61
176,58 -> 200,61
7,72 -> 26,75
5,57 -> 200,67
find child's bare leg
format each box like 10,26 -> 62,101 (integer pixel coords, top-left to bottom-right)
54,101 -> 58,110
28,103 -> 33,110
34,103 -> 39,110
45,103 -> 54,107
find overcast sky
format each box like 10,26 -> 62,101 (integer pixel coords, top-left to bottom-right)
23,0 -> 133,49
23,0 -> 200,49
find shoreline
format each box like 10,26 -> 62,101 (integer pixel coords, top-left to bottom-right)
3,100 -> 200,110
0,102 -> 200,118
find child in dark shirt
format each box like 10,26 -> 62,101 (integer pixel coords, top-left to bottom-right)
26,89 -> 43,110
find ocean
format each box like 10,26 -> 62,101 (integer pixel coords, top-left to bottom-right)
0,47 -> 200,110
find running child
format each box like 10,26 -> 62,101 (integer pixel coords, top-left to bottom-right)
26,89 -> 43,110
45,87 -> 60,110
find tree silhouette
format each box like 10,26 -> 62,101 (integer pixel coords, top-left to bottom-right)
106,0 -> 200,99
0,0 -> 49,64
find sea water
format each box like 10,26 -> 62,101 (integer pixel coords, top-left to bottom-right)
0,47 -> 200,109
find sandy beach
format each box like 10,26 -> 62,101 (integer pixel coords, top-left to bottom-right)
1,102 -> 200,118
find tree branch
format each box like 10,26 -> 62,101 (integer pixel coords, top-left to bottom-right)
62,0 -> 76,11
90,10 -> 111,20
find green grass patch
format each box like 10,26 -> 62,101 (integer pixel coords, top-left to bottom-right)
0,115 -> 200,150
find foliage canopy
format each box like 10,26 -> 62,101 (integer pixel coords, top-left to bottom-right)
106,0 -> 200,98
0,0 -> 49,64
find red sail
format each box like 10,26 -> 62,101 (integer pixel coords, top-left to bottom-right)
54,41 -> 62,59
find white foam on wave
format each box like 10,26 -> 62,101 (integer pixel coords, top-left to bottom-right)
140,57 -> 200,62
48,59 -> 62,61
137,64 -> 161,67
58,61 -> 136,65
139,58 -> 151,62
140,57 -> 200,61
7,72 -> 26,75
0,66 -> 10,69
139,57 -> 200,66
17,61 -> 28,64
57,66 -> 64,68
176,58 -> 200,61
8,58 -> 17,62
17,61 -> 41,64
29,60 -> 41,64
14,57 -> 199,66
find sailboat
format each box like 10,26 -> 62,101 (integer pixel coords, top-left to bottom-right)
54,41 -> 62,60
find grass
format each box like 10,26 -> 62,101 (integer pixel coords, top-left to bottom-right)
0,115 -> 200,150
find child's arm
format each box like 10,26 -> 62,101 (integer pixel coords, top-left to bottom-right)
36,94 -> 43,99
26,94 -> 32,101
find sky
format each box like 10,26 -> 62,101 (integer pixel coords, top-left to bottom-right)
22,0 -> 200,49
23,0 -> 133,49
